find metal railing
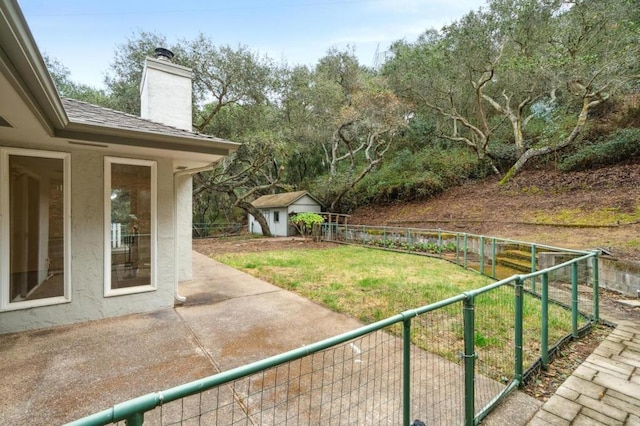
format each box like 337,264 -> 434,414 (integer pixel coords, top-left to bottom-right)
69,226 -> 599,426
192,222 -> 243,238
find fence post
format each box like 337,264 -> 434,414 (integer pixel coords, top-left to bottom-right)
125,413 -> 144,426
491,238 -> 496,278
403,318 -> 412,426
531,244 -> 537,293
479,236 -> 485,275
362,225 -> 366,245
541,272 -> 549,369
438,229 -> 442,258
463,233 -> 468,269
592,253 -> 600,323
463,294 -> 476,426
572,262 -> 579,338
456,234 -> 460,264
514,277 -> 524,385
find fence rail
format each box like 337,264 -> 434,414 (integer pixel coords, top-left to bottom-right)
192,222 -> 243,238
69,226 -> 599,426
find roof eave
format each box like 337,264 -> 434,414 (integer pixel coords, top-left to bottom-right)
0,0 -> 68,133
58,121 -> 240,156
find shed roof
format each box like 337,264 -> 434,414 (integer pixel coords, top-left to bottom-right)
251,191 -> 322,209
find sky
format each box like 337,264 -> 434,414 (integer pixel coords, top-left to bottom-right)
19,0 -> 487,89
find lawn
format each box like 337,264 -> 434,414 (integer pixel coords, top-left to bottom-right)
215,246 -> 492,320
214,245 -> 575,377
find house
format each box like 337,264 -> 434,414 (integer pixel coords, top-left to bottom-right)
0,0 -> 238,334
248,191 -> 323,237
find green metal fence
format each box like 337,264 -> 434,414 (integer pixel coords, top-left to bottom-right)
69,227 -> 599,426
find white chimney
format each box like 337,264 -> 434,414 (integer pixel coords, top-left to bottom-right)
140,48 -> 192,131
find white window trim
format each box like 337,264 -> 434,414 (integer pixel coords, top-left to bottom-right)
0,148 -> 71,311
104,157 -> 157,297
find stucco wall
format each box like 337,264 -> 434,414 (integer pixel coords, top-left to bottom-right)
176,174 -> 192,281
0,145 -> 176,334
140,58 -> 192,132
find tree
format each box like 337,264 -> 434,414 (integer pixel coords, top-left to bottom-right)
385,0 -> 640,183
385,17 -> 504,175
193,135 -> 289,237
182,34 -> 276,133
44,56 -> 110,106
499,0 -> 640,182
104,31 -> 171,115
284,49 -> 408,211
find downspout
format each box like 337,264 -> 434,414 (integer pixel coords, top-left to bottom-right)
173,162 -> 218,303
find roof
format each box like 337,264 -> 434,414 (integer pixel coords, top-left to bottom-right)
0,0 -> 238,157
251,191 -> 322,209
60,98 -> 238,155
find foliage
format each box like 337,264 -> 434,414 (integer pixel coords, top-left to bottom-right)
289,212 -> 325,239
104,31 -> 171,114
384,0 -> 640,183
44,56 -> 110,106
559,128 -> 640,172
353,145 -> 482,206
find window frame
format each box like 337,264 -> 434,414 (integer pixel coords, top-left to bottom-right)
104,156 -> 157,297
0,148 -> 71,311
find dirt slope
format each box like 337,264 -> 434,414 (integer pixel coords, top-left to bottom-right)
349,163 -> 640,262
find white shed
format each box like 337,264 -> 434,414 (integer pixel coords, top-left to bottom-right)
249,191 -> 323,237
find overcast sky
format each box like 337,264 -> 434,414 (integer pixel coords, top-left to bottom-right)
19,0 -> 487,89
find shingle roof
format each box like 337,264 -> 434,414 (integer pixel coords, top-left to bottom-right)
61,97 -> 234,145
251,191 -> 321,209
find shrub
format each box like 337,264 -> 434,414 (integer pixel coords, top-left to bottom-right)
290,212 -> 325,240
559,128 -> 640,171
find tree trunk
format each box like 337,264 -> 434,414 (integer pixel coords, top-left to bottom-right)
227,191 -> 273,237
500,96 -> 600,184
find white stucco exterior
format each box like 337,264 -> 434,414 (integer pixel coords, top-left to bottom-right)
175,173 -> 193,281
140,57 -> 193,132
0,1 -> 238,334
249,193 -> 322,237
0,146 -> 176,333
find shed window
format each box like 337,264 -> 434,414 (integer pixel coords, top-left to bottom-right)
105,157 -> 156,296
1,149 -> 71,311
274,211 -> 280,222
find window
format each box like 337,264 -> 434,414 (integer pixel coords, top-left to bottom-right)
1,149 -> 70,310
105,157 -> 156,296
273,211 -> 280,222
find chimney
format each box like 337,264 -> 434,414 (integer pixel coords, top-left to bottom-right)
140,47 -> 193,131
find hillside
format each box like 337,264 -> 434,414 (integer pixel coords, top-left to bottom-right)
349,163 -> 640,262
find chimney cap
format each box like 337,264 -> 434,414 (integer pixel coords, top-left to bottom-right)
154,47 -> 174,61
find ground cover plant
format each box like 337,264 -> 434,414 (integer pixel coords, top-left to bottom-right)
214,245 -> 575,379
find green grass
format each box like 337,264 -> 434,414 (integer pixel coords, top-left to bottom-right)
533,206 -> 640,226
216,246 -> 493,317
214,245 -> 576,379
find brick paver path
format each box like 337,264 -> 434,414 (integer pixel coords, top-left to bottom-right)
528,321 -> 640,425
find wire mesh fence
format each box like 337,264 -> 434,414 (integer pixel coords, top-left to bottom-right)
71,226 -> 600,426
192,223 -> 243,239
120,329 -> 408,425
409,301 -> 466,424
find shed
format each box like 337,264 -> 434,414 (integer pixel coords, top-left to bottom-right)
249,191 -> 322,236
